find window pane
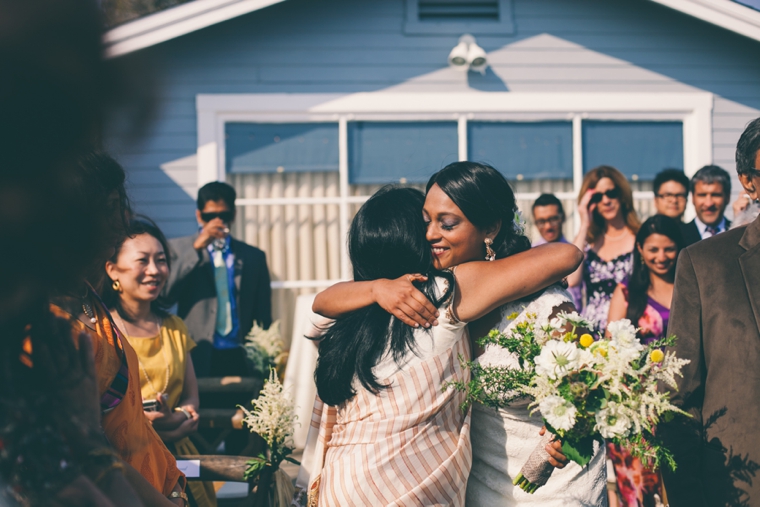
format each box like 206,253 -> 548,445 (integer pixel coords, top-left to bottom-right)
468,121 -> 573,180
226,123 -> 339,174
582,121 -> 683,180
348,122 -> 458,184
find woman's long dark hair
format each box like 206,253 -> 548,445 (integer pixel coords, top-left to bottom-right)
103,216 -> 172,320
626,215 -> 684,326
315,187 -> 453,407
426,162 -> 531,260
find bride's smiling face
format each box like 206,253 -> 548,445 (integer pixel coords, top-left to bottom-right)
423,183 -> 489,270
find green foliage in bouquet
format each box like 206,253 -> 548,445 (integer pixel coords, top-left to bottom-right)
446,313 -> 545,410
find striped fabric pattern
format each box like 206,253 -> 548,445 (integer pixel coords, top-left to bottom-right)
306,298 -> 472,507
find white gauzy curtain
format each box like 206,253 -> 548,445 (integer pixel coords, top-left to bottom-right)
230,173 -> 654,346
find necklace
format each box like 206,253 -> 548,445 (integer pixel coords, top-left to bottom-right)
604,228 -> 628,240
117,312 -> 170,397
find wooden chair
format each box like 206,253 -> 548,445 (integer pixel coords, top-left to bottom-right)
180,455 -> 273,507
190,376 -> 265,456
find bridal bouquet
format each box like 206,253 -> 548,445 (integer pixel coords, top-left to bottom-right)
452,312 -> 690,493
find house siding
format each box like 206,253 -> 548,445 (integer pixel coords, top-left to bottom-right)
103,0 -> 760,342
105,0 -> 760,235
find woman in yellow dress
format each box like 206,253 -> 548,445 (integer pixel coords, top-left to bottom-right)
103,216 -> 217,507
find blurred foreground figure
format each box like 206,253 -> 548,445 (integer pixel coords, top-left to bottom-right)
0,2 -> 178,506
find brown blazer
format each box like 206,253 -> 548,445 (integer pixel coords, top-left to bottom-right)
662,217 -> 760,507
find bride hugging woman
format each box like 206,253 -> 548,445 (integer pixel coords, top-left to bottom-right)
304,165 -> 583,506
311,162 -> 607,506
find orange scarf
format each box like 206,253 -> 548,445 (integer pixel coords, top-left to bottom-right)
50,302 -> 184,496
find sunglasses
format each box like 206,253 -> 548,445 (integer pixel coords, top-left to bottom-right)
201,211 -> 234,223
589,187 -> 621,205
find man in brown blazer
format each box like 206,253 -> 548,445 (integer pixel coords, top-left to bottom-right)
663,117 -> 760,506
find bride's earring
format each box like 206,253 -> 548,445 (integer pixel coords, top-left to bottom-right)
484,238 -> 496,261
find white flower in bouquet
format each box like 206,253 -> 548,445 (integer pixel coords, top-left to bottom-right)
556,311 -> 591,329
539,395 -> 577,431
607,319 -> 642,349
595,401 -> 633,439
534,339 -> 580,379
534,321 -> 554,346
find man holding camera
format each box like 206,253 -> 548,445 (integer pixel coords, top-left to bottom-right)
165,181 -> 272,377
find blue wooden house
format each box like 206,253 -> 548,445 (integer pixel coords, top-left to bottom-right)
102,0 -> 760,336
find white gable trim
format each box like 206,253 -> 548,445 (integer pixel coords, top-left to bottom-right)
103,0 -> 285,58
103,0 -> 760,58
648,0 -> 760,42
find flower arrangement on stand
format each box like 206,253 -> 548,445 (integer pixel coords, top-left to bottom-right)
240,368 -> 300,507
450,312 -> 690,493
244,321 -> 287,378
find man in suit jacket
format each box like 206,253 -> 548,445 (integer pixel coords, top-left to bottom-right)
164,181 -> 272,377
680,165 -> 732,246
662,118 -> 760,506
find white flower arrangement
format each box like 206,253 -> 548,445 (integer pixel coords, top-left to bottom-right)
244,320 -> 285,375
240,369 -> 299,506
452,312 -> 690,494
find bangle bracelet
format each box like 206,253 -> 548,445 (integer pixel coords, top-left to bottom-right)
174,407 -> 192,420
169,490 -> 189,506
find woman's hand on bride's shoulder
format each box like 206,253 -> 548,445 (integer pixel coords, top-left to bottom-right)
372,275 -> 439,329
540,426 -> 569,469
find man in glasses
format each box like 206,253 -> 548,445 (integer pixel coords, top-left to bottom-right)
653,168 -> 689,221
680,165 -> 732,246
531,194 -> 568,246
165,181 -> 272,378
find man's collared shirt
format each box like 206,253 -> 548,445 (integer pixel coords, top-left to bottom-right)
532,235 -> 569,247
695,216 -> 727,239
206,235 -> 240,349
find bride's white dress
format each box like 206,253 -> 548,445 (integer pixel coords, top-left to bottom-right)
465,285 -> 608,506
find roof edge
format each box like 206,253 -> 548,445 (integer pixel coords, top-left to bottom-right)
648,0 -> 760,42
102,0 -> 760,59
103,0 -> 285,58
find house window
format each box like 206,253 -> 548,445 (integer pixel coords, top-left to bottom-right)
348,122 -> 458,184
404,0 -> 514,34
468,121 -> 573,181
582,121 -> 684,182
225,122 -> 339,174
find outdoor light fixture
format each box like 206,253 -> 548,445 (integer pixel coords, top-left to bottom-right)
448,34 -> 488,74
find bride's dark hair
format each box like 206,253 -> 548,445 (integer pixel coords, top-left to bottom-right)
315,186 -> 453,406
426,161 -> 531,259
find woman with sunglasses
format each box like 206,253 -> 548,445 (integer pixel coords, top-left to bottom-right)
567,166 -> 640,336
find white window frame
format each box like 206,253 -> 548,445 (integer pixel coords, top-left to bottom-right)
197,91 -> 713,287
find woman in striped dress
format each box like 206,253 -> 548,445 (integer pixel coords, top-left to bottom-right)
303,182 -> 582,506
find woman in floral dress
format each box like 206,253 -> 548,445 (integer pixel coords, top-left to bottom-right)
606,215 -> 684,507
567,166 -> 640,336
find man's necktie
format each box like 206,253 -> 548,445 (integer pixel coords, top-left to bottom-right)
705,225 -> 720,237
213,249 -> 233,336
